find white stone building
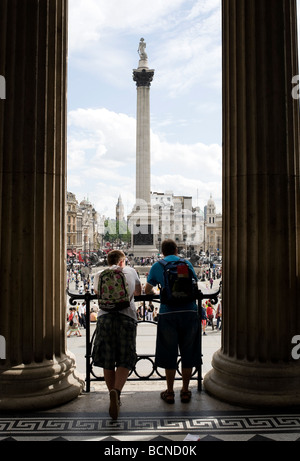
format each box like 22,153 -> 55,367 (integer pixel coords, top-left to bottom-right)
151,191 -> 204,254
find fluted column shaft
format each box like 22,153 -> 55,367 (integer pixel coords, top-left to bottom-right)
0,0 -> 83,410
204,0 -> 300,406
133,69 -> 154,205
136,85 -> 151,204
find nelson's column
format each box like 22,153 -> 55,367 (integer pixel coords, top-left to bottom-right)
129,38 -> 158,257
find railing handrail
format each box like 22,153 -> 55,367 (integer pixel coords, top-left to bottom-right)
67,289 -> 220,305
67,288 -> 220,392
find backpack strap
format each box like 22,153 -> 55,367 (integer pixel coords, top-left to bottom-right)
159,257 -> 186,265
158,259 -> 169,267
157,259 -> 168,290
117,268 -> 134,302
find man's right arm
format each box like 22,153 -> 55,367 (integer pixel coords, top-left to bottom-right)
134,280 -> 142,296
93,273 -> 99,295
145,263 -> 158,295
145,282 -> 155,295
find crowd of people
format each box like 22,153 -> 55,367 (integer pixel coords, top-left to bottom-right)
201,299 -> 222,335
136,301 -> 159,322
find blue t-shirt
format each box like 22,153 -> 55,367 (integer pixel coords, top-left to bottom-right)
147,255 -> 198,314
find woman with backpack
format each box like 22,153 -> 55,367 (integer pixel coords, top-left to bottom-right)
92,250 -> 142,420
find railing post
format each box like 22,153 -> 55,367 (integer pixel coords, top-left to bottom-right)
84,291 -> 91,393
197,288 -> 220,392
197,294 -> 202,392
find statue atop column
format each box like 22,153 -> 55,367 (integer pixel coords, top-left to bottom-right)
138,38 -> 148,60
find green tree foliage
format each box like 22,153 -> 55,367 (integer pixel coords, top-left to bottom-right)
103,219 -> 131,244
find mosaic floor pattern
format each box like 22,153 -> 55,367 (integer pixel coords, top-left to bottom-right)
1,411 -> 300,442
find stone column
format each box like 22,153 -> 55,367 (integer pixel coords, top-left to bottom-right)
0,0 -> 84,411
130,46 -> 158,257
133,66 -> 154,205
204,0 -> 300,406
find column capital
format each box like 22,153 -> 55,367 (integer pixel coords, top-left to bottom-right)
133,69 -> 154,87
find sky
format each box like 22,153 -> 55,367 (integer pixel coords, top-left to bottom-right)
67,0 -> 223,219
69,0 -> 295,220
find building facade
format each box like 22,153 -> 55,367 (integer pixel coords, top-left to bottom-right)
66,193 -> 98,255
204,195 -> 222,256
68,191 -> 222,258
151,191 -> 205,254
66,192 -> 77,249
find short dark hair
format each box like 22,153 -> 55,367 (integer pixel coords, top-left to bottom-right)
107,249 -> 125,266
161,239 -> 178,256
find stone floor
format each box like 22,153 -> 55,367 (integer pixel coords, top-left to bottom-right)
1,328 -> 300,444
1,383 -> 300,443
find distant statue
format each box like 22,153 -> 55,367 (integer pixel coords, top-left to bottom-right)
138,38 -> 148,60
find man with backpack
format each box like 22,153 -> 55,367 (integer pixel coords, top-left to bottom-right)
145,239 -> 201,404
92,250 -> 141,420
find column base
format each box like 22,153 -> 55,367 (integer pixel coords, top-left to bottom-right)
203,349 -> 300,407
132,245 -> 158,257
0,352 -> 85,411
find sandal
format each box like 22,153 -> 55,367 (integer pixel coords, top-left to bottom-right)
180,390 -> 192,403
160,390 -> 175,404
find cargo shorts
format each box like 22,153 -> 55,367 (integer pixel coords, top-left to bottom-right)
92,312 -> 137,371
154,311 -> 201,370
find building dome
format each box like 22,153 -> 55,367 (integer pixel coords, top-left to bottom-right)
207,194 -> 215,206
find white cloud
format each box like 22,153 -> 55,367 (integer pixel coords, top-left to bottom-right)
151,6 -> 221,98
150,136 -> 222,212
68,0 -> 187,52
68,107 -> 136,162
67,106 -> 222,217
151,137 -> 221,177
187,0 -> 221,20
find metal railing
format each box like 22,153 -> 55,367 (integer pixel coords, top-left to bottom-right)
67,288 -> 220,393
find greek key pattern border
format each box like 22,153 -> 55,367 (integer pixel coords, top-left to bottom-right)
0,415 -> 300,436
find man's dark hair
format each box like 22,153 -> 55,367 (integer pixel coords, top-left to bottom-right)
161,239 -> 178,256
107,250 -> 125,266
